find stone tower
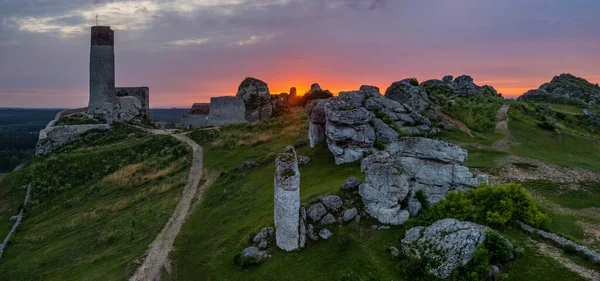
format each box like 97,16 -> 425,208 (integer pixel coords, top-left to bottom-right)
89,26 -> 116,114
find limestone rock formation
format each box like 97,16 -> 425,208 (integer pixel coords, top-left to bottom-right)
321,86 -> 438,164
420,75 -> 499,97
324,91 -> 376,164
306,99 -> 329,147
252,227 -> 274,249
359,151 -> 410,225
357,138 -> 488,224
36,124 -> 110,156
240,246 -> 269,261
402,219 -> 509,279
342,208 -> 358,222
341,177 -> 361,190
385,78 -> 432,111
237,77 -> 273,122
109,96 -> 143,122
274,146 -> 302,251
318,195 -> 343,212
517,73 -> 600,104
307,203 -> 327,222
319,229 -> 332,240
386,138 -> 488,205
310,83 -> 322,92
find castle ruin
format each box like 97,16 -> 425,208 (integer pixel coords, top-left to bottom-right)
88,26 -> 149,122
181,96 -> 246,128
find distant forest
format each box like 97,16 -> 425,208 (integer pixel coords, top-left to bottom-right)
0,108 -> 187,172
0,108 -> 62,172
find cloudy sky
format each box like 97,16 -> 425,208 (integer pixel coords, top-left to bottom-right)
1,0 -> 599,108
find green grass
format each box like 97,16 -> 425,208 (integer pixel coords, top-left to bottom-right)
0,170 -> 28,240
0,125 -> 191,281
465,147 -> 510,169
520,180 -> 600,249
439,95 -> 505,133
169,109 -> 592,281
500,228 -> 590,281
521,180 -> 600,210
550,104 -> 584,116
170,110 -> 403,280
509,107 -> 600,171
436,129 -> 504,146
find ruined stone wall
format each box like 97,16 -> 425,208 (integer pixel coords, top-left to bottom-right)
207,96 -> 246,125
89,26 -> 115,114
116,87 -> 149,118
180,113 -> 211,128
180,96 -> 247,128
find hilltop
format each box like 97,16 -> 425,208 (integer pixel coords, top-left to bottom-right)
0,74 -> 599,281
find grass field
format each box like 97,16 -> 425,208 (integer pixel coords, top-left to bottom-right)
0,125 -> 191,281
550,103 -> 584,116
167,109 -> 587,281
520,180 -> 600,250
508,107 -> 600,171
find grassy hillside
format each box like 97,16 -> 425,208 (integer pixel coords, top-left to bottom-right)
508,103 -> 600,171
0,124 -> 191,281
167,109 -> 589,281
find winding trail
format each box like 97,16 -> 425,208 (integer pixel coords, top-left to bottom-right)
492,104 -> 511,151
130,131 -> 204,281
434,105 -> 473,137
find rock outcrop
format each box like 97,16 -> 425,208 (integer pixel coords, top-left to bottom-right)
517,73 -> 600,104
274,146 -> 302,251
385,78 -> 432,111
321,86 -> 439,164
402,219 -> 506,279
420,75 -> 499,97
306,99 -> 329,147
359,151 -> 410,225
387,138 -> 488,206
358,138 -> 488,224
237,77 -> 273,122
36,124 -> 111,156
310,83 -> 322,92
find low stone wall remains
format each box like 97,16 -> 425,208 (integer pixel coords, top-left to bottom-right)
518,221 -> 600,263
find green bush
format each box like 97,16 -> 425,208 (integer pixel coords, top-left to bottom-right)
410,183 -> 551,229
415,190 -> 429,209
485,231 -> 514,264
409,78 -> 419,86
455,244 -> 491,281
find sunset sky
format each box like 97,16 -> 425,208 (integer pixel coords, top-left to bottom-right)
1,0 -> 599,108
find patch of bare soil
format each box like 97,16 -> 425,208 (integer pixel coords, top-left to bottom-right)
493,155 -> 600,184
129,133 -> 204,281
435,105 -> 474,137
492,104 -> 511,151
530,238 -> 600,281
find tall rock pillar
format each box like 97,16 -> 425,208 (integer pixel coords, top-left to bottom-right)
89,26 -> 116,114
274,146 -> 301,251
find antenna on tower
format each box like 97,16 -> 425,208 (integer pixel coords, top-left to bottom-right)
95,14 -> 98,26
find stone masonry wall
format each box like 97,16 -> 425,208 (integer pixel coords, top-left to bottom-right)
116,87 -> 149,118
181,96 -> 247,128
89,26 -> 115,114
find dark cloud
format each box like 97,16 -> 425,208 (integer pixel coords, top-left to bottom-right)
0,0 -> 599,107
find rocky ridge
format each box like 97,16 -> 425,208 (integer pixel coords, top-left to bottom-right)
518,73 -> 600,105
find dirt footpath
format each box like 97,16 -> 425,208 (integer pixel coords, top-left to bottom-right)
492,104 -> 511,151
129,132 -> 204,281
